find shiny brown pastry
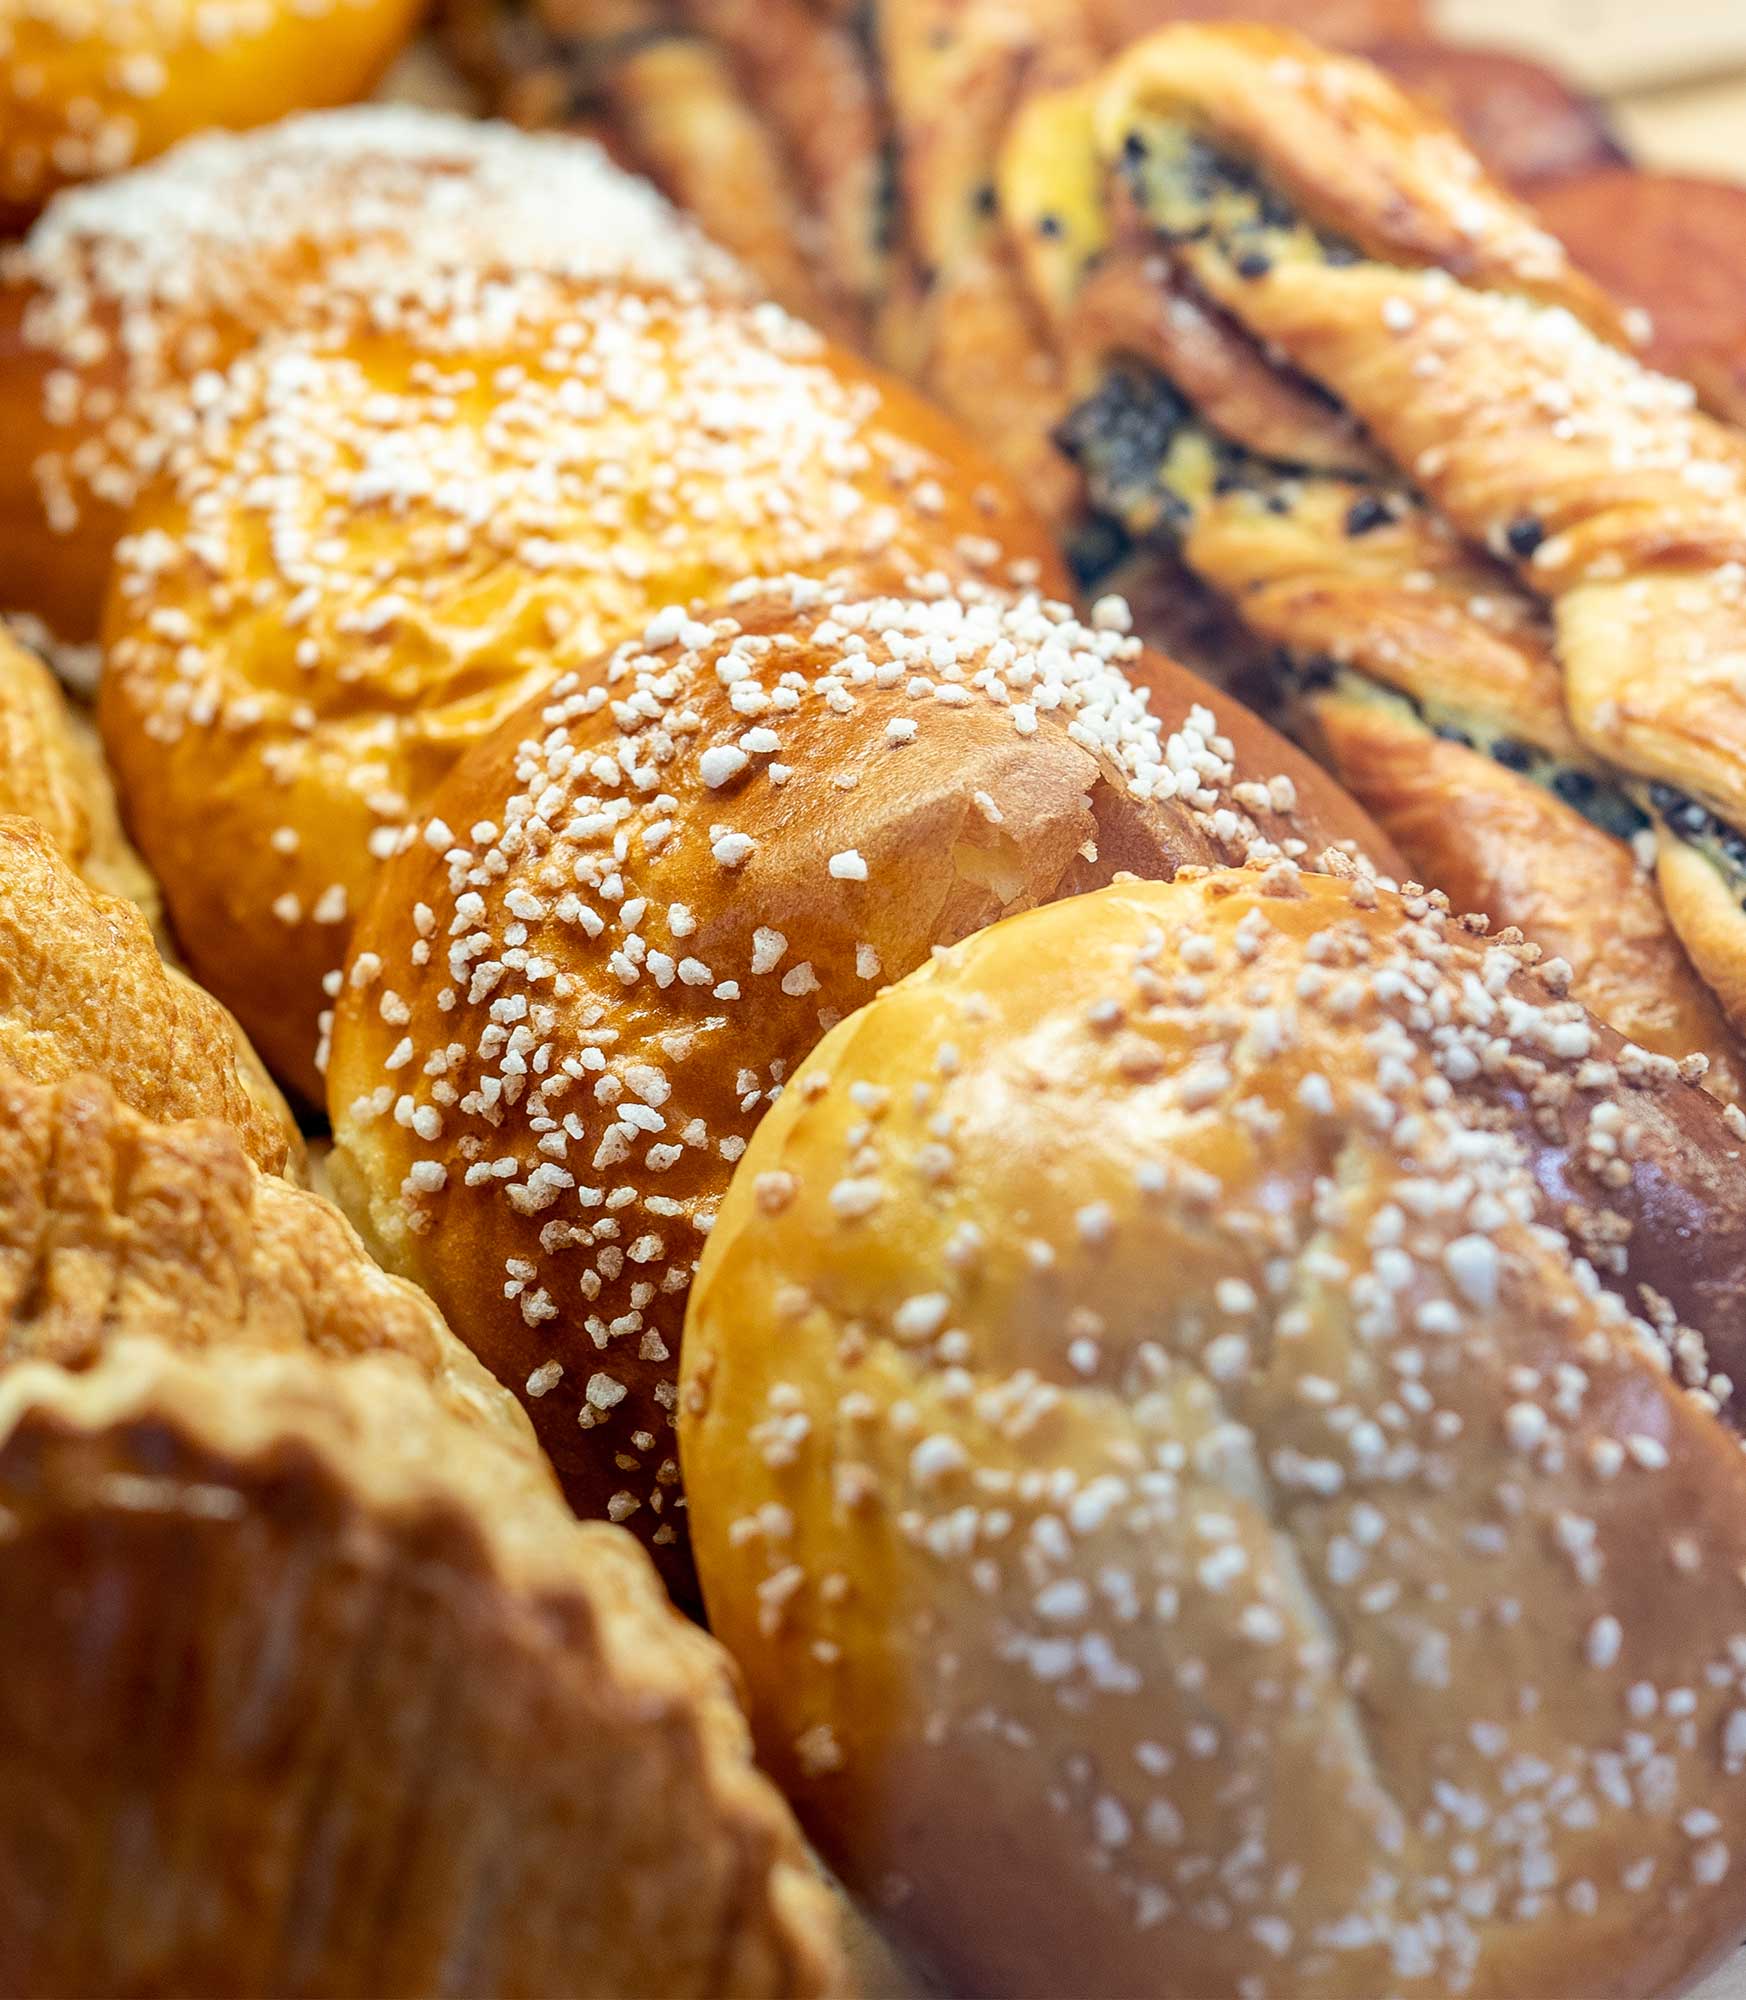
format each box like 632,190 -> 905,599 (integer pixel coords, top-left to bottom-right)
0,815 -> 305,1181
1362,40 -> 1626,192
324,574 -> 1396,1590
1533,169 -> 1746,430
0,0 -> 422,221
97,271 -> 1060,1100
0,621 -> 159,930
0,104 -> 748,650
0,1064 -> 849,1999
683,864 -> 1746,2000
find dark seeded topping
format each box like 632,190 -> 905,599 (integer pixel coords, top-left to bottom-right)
1552,768 -> 1597,808
1036,213 -> 1064,239
1121,130 -> 1148,163
1234,250 -> 1272,280
1491,737 -> 1535,773
1344,495 -> 1393,537
1505,515 -> 1547,559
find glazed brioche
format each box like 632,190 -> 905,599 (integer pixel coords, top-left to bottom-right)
325,575 -> 1395,1589
98,273 -> 1060,1098
0,816 -> 304,1181
0,0 -> 421,219
0,105 -> 749,647
683,866 -> 1746,2000
0,1064 -> 848,1999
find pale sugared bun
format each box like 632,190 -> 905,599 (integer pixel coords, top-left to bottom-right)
681,866 -> 1746,2000
0,1067 -> 847,1997
98,274 -> 1061,1099
0,105 -> 751,645
323,574 -> 1395,1591
0,0 -> 421,220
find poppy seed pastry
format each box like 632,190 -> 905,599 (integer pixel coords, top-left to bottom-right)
0,105 -> 751,650
681,865 -> 1746,2000
0,1065 -> 848,1999
323,572 -> 1398,1590
0,0 -> 422,222
97,274 -> 1061,1099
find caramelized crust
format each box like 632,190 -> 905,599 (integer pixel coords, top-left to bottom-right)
0,818 -> 303,1182
0,625 -> 160,932
326,577 -> 1394,1590
0,1067 -> 848,1998
684,867 -> 1746,2000
98,276 -> 1060,1098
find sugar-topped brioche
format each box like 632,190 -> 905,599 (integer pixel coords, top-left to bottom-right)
98,275 -> 1060,1099
0,816 -> 302,1180
0,0 -> 421,221
682,866 -> 1746,2000
0,105 -> 750,647
0,1064 -> 848,1998
325,575 -> 1396,1589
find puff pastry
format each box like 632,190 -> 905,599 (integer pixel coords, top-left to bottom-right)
0,1065 -> 847,1998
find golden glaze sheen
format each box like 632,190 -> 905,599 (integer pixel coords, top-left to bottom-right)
0,0 -> 421,218
683,868 -> 1746,2000
98,276 -> 1061,1099
325,578 -> 1394,1592
0,1067 -> 848,1998
0,106 -> 750,645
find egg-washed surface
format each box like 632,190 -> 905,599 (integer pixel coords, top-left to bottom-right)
684,866 -> 1746,2000
1061,356 -> 1746,1083
97,272 -> 1054,1098
324,574 -> 1384,1591
0,104 -> 749,642
0,0 -> 421,213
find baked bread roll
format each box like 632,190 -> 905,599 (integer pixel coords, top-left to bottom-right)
0,0 -> 421,222
1533,170 -> 1746,431
0,104 -> 748,649
98,273 -> 1059,1099
0,1064 -> 847,1998
0,621 -> 160,931
324,575 -> 1395,1589
0,815 -> 304,1181
682,864 -> 1746,2000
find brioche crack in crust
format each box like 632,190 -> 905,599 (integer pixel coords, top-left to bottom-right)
324,573 -> 1382,1588
682,866 -> 1746,2000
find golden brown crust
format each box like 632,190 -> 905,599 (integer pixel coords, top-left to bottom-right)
98,276 -> 1061,1099
1364,40 -> 1626,193
0,818 -> 304,1182
0,0 -> 422,218
0,625 -> 162,931
0,106 -> 750,644
1656,834 -> 1746,1046
326,577 -> 1395,1591
683,866 -> 1746,2000
0,1065 -> 849,1999
1089,27 -> 1746,829
1308,690 -> 1746,1097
